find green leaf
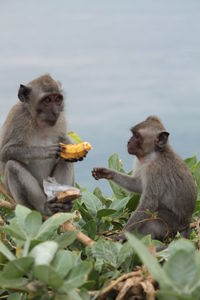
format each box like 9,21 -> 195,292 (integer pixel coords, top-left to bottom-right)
117,242 -> 134,267
61,261 -> 92,290
110,196 -> 130,211
0,275 -> 28,289
68,131 -> 83,143
30,241 -> 58,266
108,153 -> 122,172
55,231 -> 78,248
52,250 -> 77,278
33,265 -> 64,288
5,219 -> 27,241
126,233 -> 172,287
109,181 -> 127,199
81,191 -> 103,217
88,239 -> 119,269
194,161 -> 200,188
184,156 -> 197,169
1,257 -> 34,279
7,293 -> 23,300
15,205 -> 32,228
0,240 -> 16,261
164,250 -> 198,292
82,220 -> 97,239
97,208 -> 116,218
36,212 -> 72,240
25,211 -> 42,237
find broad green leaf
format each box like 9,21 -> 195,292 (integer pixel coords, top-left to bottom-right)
61,261 -> 92,290
109,181 -> 127,199
82,220 -> 97,239
30,241 -> 58,265
74,200 -> 94,222
0,240 -> 15,261
7,293 -> 23,300
36,213 -> 72,240
52,250 -> 77,278
108,153 -> 122,172
110,196 -> 130,211
117,241 -> 134,267
126,233 -> 173,287
15,205 -> 32,228
164,250 -> 198,292
0,275 -> 28,289
55,231 -> 78,248
5,219 -> 27,241
97,208 -> 116,218
1,257 -> 34,279
81,191 -> 103,217
57,290 -> 82,300
68,131 -> 83,143
33,265 -> 64,288
88,239 -> 119,269
25,211 -> 42,237
93,187 -> 109,206
184,156 -> 197,169
194,161 -> 200,188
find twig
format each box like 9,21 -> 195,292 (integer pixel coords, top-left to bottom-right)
0,181 -> 15,204
61,222 -> 94,246
0,198 -> 15,210
98,271 -> 141,299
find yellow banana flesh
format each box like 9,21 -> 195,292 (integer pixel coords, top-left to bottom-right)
60,142 -> 92,160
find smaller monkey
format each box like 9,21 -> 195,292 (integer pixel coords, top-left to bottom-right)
92,116 -> 197,241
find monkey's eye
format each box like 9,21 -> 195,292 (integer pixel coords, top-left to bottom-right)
55,95 -> 63,105
43,97 -> 51,105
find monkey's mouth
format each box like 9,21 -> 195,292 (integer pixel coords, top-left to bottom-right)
46,119 -> 57,126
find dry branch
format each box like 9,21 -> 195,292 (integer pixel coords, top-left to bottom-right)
0,181 -> 15,204
61,221 -> 94,246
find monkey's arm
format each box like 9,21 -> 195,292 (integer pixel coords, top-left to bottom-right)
0,143 -> 60,162
92,167 -> 142,193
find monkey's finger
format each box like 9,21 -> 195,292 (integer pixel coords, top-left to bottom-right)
114,233 -> 127,243
91,170 -> 100,180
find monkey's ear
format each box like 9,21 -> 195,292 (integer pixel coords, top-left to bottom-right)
18,84 -> 31,102
155,131 -> 169,150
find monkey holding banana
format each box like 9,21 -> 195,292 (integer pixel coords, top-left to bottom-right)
0,74 -> 83,215
92,116 -> 197,241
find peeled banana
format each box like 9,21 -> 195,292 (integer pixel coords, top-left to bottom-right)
60,142 -> 92,160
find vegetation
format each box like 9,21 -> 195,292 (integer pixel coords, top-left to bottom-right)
0,153 -> 200,299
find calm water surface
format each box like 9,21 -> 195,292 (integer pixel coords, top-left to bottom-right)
1,1 -> 200,193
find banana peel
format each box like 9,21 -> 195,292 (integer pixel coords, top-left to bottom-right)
60,142 -> 92,160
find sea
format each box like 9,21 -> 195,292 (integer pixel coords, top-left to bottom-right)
1,0 -> 200,194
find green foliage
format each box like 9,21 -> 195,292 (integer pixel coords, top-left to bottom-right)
127,233 -> 200,300
0,153 -> 200,299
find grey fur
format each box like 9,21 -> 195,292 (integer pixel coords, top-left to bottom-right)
92,116 -> 197,241
0,75 -> 74,215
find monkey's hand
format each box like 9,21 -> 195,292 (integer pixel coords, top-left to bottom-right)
64,153 -> 87,163
92,168 -> 114,180
46,200 -> 73,214
43,144 -> 61,159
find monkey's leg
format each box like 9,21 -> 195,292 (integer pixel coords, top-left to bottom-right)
4,160 -> 50,215
51,159 -> 75,186
117,219 -> 168,242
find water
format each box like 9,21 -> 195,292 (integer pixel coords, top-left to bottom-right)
1,0 -> 200,193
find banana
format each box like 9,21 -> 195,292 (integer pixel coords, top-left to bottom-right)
60,142 -> 92,160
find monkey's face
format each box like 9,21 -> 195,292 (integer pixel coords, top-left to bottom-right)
127,130 -> 144,157
36,94 -> 64,127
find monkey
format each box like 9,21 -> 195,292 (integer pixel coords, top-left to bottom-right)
92,116 -> 197,241
0,74 -> 82,215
